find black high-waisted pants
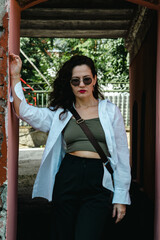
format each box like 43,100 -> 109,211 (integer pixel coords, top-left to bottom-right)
51,153 -> 113,240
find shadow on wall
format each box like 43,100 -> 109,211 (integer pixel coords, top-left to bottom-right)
132,100 -> 138,179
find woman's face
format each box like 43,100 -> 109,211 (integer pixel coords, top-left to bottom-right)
70,64 -> 97,100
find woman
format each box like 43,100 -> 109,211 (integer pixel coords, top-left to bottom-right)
10,53 -> 131,240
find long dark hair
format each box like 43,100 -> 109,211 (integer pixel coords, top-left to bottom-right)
49,55 -> 104,119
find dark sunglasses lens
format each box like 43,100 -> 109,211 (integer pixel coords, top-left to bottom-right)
70,77 -> 92,86
70,79 -> 80,86
83,77 -> 92,85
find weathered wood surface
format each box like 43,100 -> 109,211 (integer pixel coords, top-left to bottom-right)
20,5 -> 136,38
20,29 -> 127,38
125,6 -> 156,61
21,8 -> 134,20
21,19 -> 130,30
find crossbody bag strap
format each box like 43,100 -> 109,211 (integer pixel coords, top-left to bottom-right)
69,107 -> 114,178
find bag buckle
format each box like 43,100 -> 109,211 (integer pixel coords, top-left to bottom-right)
76,118 -> 84,124
104,160 -> 109,166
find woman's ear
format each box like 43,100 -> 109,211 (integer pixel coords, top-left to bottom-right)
93,75 -> 97,85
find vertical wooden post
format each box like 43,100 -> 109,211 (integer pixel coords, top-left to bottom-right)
7,0 -> 21,239
155,10 -> 160,240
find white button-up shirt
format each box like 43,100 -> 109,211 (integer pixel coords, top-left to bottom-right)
11,82 -> 131,204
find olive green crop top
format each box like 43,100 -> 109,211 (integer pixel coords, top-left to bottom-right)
63,117 -> 108,156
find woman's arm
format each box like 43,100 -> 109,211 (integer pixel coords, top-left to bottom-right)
112,105 -> 131,202
111,105 -> 131,223
9,53 -> 54,132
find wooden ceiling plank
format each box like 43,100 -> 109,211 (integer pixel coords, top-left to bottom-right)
21,8 -> 134,20
20,19 -> 130,30
20,29 -> 127,38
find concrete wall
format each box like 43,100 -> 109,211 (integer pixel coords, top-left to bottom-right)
129,15 -> 157,201
19,127 -> 48,148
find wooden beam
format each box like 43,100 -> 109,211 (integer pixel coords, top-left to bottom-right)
126,0 -> 160,10
20,29 -> 127,38
16,0 -> 47,9
34,0 -> 135,9
21,8 -> 134,20
125,6 -> 155,62
20,19 -> 130,30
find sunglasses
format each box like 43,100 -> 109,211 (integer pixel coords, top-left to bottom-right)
70,77 -> 92,86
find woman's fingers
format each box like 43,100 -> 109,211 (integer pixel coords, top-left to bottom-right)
115,210 -> 126,224
112,205 -> 116,218
9,53 -> 22,76
9,53 -> 20,62
112,204 -> 126,224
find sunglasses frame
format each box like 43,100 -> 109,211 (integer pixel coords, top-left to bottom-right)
70,77 -> 93,86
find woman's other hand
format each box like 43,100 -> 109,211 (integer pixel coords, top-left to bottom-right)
112,203 -> 126,223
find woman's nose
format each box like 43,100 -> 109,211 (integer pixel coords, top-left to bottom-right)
79,79 -> 85,87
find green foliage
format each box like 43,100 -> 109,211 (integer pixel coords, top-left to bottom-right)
20,38 -> 129,91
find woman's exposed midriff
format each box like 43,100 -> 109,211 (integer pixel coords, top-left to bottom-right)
69,150 -> 101,159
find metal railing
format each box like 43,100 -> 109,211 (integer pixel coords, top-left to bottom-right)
20,90 -> 130,127
104,92 -> 130,127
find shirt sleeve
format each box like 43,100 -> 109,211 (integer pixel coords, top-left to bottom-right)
10,82 -> 54,133
112,105 -> 131,205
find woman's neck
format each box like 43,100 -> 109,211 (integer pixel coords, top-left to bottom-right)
75,96 -> 98,109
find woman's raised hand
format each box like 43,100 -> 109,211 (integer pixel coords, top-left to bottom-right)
9,53 -> 22,80
9,53 -> 23,116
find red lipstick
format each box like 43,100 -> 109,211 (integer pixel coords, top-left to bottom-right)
79,90 -> 86,93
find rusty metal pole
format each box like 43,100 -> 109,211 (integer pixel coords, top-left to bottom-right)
7,1 -> 21,239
